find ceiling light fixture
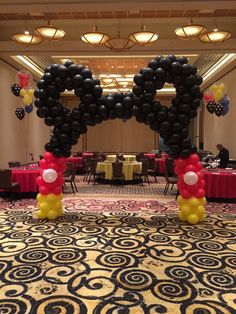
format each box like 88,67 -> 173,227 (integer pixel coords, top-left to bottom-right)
12,30 -> 42,45
128,25 -> 159,46
175,19 -> 207,40
81,26 -> 110,47
35,21 -> 65,40
199,28 -> 231,44
105,31 -> 134,52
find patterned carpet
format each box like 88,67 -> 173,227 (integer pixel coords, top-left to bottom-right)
0,208 -> 236,313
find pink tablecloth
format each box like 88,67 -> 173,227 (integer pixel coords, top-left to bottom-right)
12,169 -> 40,192
202,169 -> 236,198
82,152 -> 94,157
67,157 -> 83,170
144,153 -> 155,159
155,158 -> 166,174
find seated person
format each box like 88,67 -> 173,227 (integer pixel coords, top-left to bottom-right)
216,144 -> 229,168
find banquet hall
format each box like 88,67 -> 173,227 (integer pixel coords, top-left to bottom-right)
0,1 -> 236,313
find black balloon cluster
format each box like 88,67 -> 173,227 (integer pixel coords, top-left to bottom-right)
34,55 -> 203,159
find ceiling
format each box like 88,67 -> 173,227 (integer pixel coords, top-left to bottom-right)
1,0 -> 236,95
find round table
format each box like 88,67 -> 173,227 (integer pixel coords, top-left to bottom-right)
67,157 -> 83,171
106,155 -> 136,162
144,153 -> 155,159
202,169 -> 236,198
97,161 -> 142,180
155,158 -> 166,175
12,168 -> 40,192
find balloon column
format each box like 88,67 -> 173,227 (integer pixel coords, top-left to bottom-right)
175,154 -> 206,224
36,152 -> 66,219
34,56 -> 206,224
203,83 -> 230,117
11,70 -> 34,119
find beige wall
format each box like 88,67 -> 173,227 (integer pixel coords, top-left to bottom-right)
203,67 -> 236,159
86,118 -> 155,152
0,59 -> 50,168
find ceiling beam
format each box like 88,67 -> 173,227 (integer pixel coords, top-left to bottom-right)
0,1 -> 235,13
0,39 -> 235,56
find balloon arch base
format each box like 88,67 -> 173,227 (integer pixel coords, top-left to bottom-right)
36,151 -> 206,225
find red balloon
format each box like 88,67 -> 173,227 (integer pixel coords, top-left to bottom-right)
36,176 -> 43,186
57,177 -> 64,186
39,159 -> 47,169
39,185 -> 49,195
195,188 -> 206,198
175,158 -> 186,168
47,162 -> 59,172
43,152 -> 55,163
195,162 -> 203,171
198,179 -> 205,188
180,189 -> 192,199
188,154 -> 199,165
174,165 -> 184,175
53,186 -> 62,195
187,184 -> 199,193
184,164 -> 197,173
197,172 -> 204,180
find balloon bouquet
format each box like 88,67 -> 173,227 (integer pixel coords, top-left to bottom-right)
11,70 -> 34,120
203,83 -> 230,117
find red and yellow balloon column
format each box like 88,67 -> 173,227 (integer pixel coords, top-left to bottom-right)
36,152 -> 66,220
175,153 -> 206,224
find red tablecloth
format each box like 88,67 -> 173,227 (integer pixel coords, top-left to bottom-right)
67,157 -> 83,170
155,158 -> 166,174
12,169 -> 40,192
202,169 -> 236,198
144,153 -> 155,159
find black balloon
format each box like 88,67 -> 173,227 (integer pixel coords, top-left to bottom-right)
15,107 -> 25,120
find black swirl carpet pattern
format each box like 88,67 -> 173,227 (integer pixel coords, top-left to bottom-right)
0,210 -> 236,313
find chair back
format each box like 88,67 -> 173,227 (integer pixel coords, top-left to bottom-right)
71,164 -> 77,181
64,162 -> 72,176
112,162 -> 123,177
8,161 -> 20,168
141,160 -> 149,176
148,158 -> 156,170
165,158 -> 175,178
89,160 -> 98,175
0,169 -> 12,189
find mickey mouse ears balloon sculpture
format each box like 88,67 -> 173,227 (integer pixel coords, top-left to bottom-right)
34,55 -> 206,224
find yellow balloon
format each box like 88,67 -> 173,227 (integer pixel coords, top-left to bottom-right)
57,208 -> 64,217
20,89 -> 26,97
39,201 -> 49,212
181,205 -> 192,217
218,83 -> 225,92
210,84 -> 218,92
23,95 -> 32,105
37,209 -> 47,219
188,214 -> 199,225
188,197 -> 200,208
28,89 -> 34,96
199,197 -> 206,205
54,201 -> 62,211
47,193 -> 58,203
36,193 -> 43,202
199,213 -> 206,222
57,193 -> 63,201
178,211 -> 187,222
177,195 -> 186,206
47,210 -> 58,220
197,205 -> 205,215
214,89 -> 224,101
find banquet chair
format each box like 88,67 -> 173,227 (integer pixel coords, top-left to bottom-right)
0,169 -> 20,199
163,158 -> 178,195
8,161 -> 21,168
147,158 -> 158,183
83,158 -> 91,181
87,160 -> 105,185
133,160 -> 150,185
64,162 -> 72,178
64,165 -> 78,194
111,161 -> 125,184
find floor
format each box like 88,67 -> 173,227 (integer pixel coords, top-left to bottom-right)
0,176 -> 236,313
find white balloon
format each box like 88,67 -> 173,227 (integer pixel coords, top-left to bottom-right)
183,171 -> 198,185
42,169 -> 57,183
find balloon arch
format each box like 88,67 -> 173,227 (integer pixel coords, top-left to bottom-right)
34,55 -> 206,224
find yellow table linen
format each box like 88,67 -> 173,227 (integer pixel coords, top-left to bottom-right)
106,154 -> 136,162
97,161 -> 142,180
